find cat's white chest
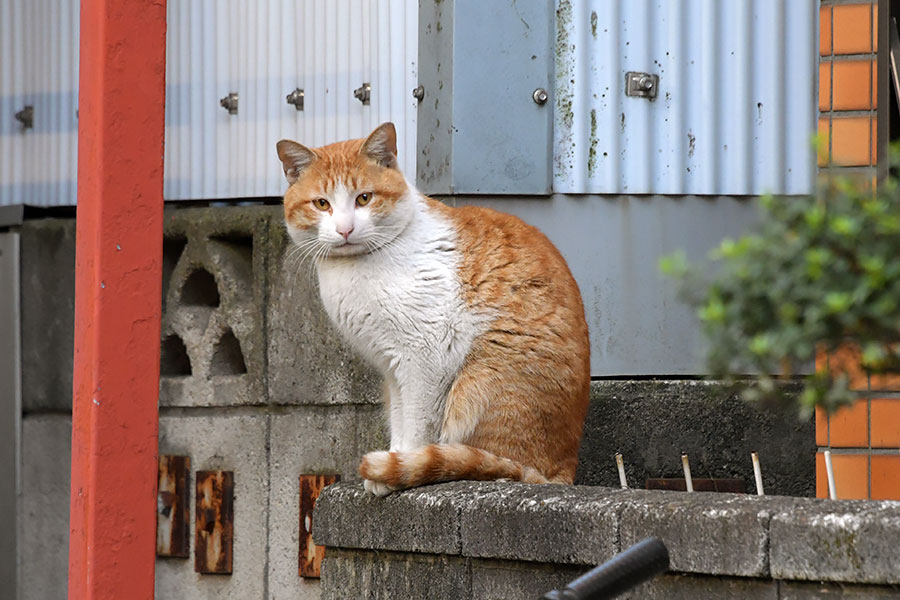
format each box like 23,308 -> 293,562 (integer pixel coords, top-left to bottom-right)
316,206 -> 479,378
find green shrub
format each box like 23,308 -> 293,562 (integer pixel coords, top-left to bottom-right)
662,156 -> 900,418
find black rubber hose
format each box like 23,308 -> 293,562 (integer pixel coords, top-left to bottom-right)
541,538 -> 670,600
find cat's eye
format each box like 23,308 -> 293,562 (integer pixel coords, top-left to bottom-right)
313,198 -> 330,211
356,192 -> 372,207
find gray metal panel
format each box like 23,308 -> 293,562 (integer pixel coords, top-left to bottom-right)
447,195 -> 758,376
417,0 -> 554,194
0,232 -> 21,598
416,0 -> 454,193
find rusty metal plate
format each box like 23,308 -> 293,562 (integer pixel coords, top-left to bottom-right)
298,474 -> 340,578
157,455 -> 191,558
645,478 -> 747,493
195,470 -> 234,574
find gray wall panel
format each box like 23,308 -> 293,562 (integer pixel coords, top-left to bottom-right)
0,232 -> 21,599
447,195 -> 758,376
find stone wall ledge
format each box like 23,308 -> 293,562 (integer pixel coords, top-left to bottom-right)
315,481 -> 900,586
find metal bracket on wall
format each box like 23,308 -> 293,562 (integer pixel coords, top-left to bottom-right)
353,82 -> 371,106
286,88 -> 305,111
219,92 -> 238,115
625,71 -> 659,100
15,105 -> 33,129
195,470 -> 234,574
157,455 -> 191,558
299,474 -> 340,578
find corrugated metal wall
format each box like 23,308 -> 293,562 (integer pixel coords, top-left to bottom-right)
164,0 -> 419,201
0,0 -> 80,207
1,0 -> 817,204
553,0 -> 817,196
0,0 -> 418,206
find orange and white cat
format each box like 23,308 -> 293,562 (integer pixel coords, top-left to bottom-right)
277,123 -> 590,496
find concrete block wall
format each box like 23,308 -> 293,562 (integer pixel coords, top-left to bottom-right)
15,207 -> 387,599
155,207 -> 385,600
315,481 -> 900,599
16,205 -> 815,598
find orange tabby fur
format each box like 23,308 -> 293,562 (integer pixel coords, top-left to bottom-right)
278,123 -> 590,491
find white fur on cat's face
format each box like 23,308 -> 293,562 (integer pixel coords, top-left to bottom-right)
286,182 -> 416,258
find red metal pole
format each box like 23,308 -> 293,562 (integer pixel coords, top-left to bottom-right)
69,1 -> 166,598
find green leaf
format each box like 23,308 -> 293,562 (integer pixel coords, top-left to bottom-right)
824,292 -> 852,314
659,250 -> 688,277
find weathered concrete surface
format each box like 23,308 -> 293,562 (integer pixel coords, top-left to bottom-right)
314,482 -> 471,555
578,380 -> 816,497
623,574 -> 778,600
156,413 -> 268,600
317,481 -> 900,595
470,558 -> 584,599
618,489 -> 774,577
317,482 -> 775,576
779,581 -> 900,599
19,415 -> 71,600
20,219 -> 76,413
459,483 -> 619,565
159,207 -> 272,407
267,405 -> 383,600
770,499 -> 900,585
265,216 -> 381,406
321,549 -> 470,600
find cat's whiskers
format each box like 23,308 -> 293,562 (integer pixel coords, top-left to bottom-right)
283,236 -> 328,291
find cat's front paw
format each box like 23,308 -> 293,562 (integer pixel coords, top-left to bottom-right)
364,478 -> 396,497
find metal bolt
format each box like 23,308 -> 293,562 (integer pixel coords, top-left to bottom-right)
286,88 -> 305,111
639,76 -> 654,91
353,82 -> 371,106
412,85 -> 425,102
219,92 -> 238,115
15,105 -> 34,129
532,88 -> 549,105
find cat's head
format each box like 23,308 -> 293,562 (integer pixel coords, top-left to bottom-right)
276,122 -> 413,258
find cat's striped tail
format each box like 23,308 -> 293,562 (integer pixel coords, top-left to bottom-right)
359,443 -> 550,492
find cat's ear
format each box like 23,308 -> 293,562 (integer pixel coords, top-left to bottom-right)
360,122 -> 398,169
276,140 -> 318,185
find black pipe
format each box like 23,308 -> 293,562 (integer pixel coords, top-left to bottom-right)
542,538 -> 669,600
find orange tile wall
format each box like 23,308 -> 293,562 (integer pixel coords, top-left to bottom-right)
818,2 -> 878,169
816,0 -> 899,500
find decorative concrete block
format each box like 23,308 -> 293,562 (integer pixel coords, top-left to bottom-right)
19,415 -> 71,600
156,413 -> 268,600
19,219 -> 76,413
265,216 -> 381,406
159,206 -> 272,407
770,499 -> 900,585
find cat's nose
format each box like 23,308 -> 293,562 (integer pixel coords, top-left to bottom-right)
337,225 -> 354,240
